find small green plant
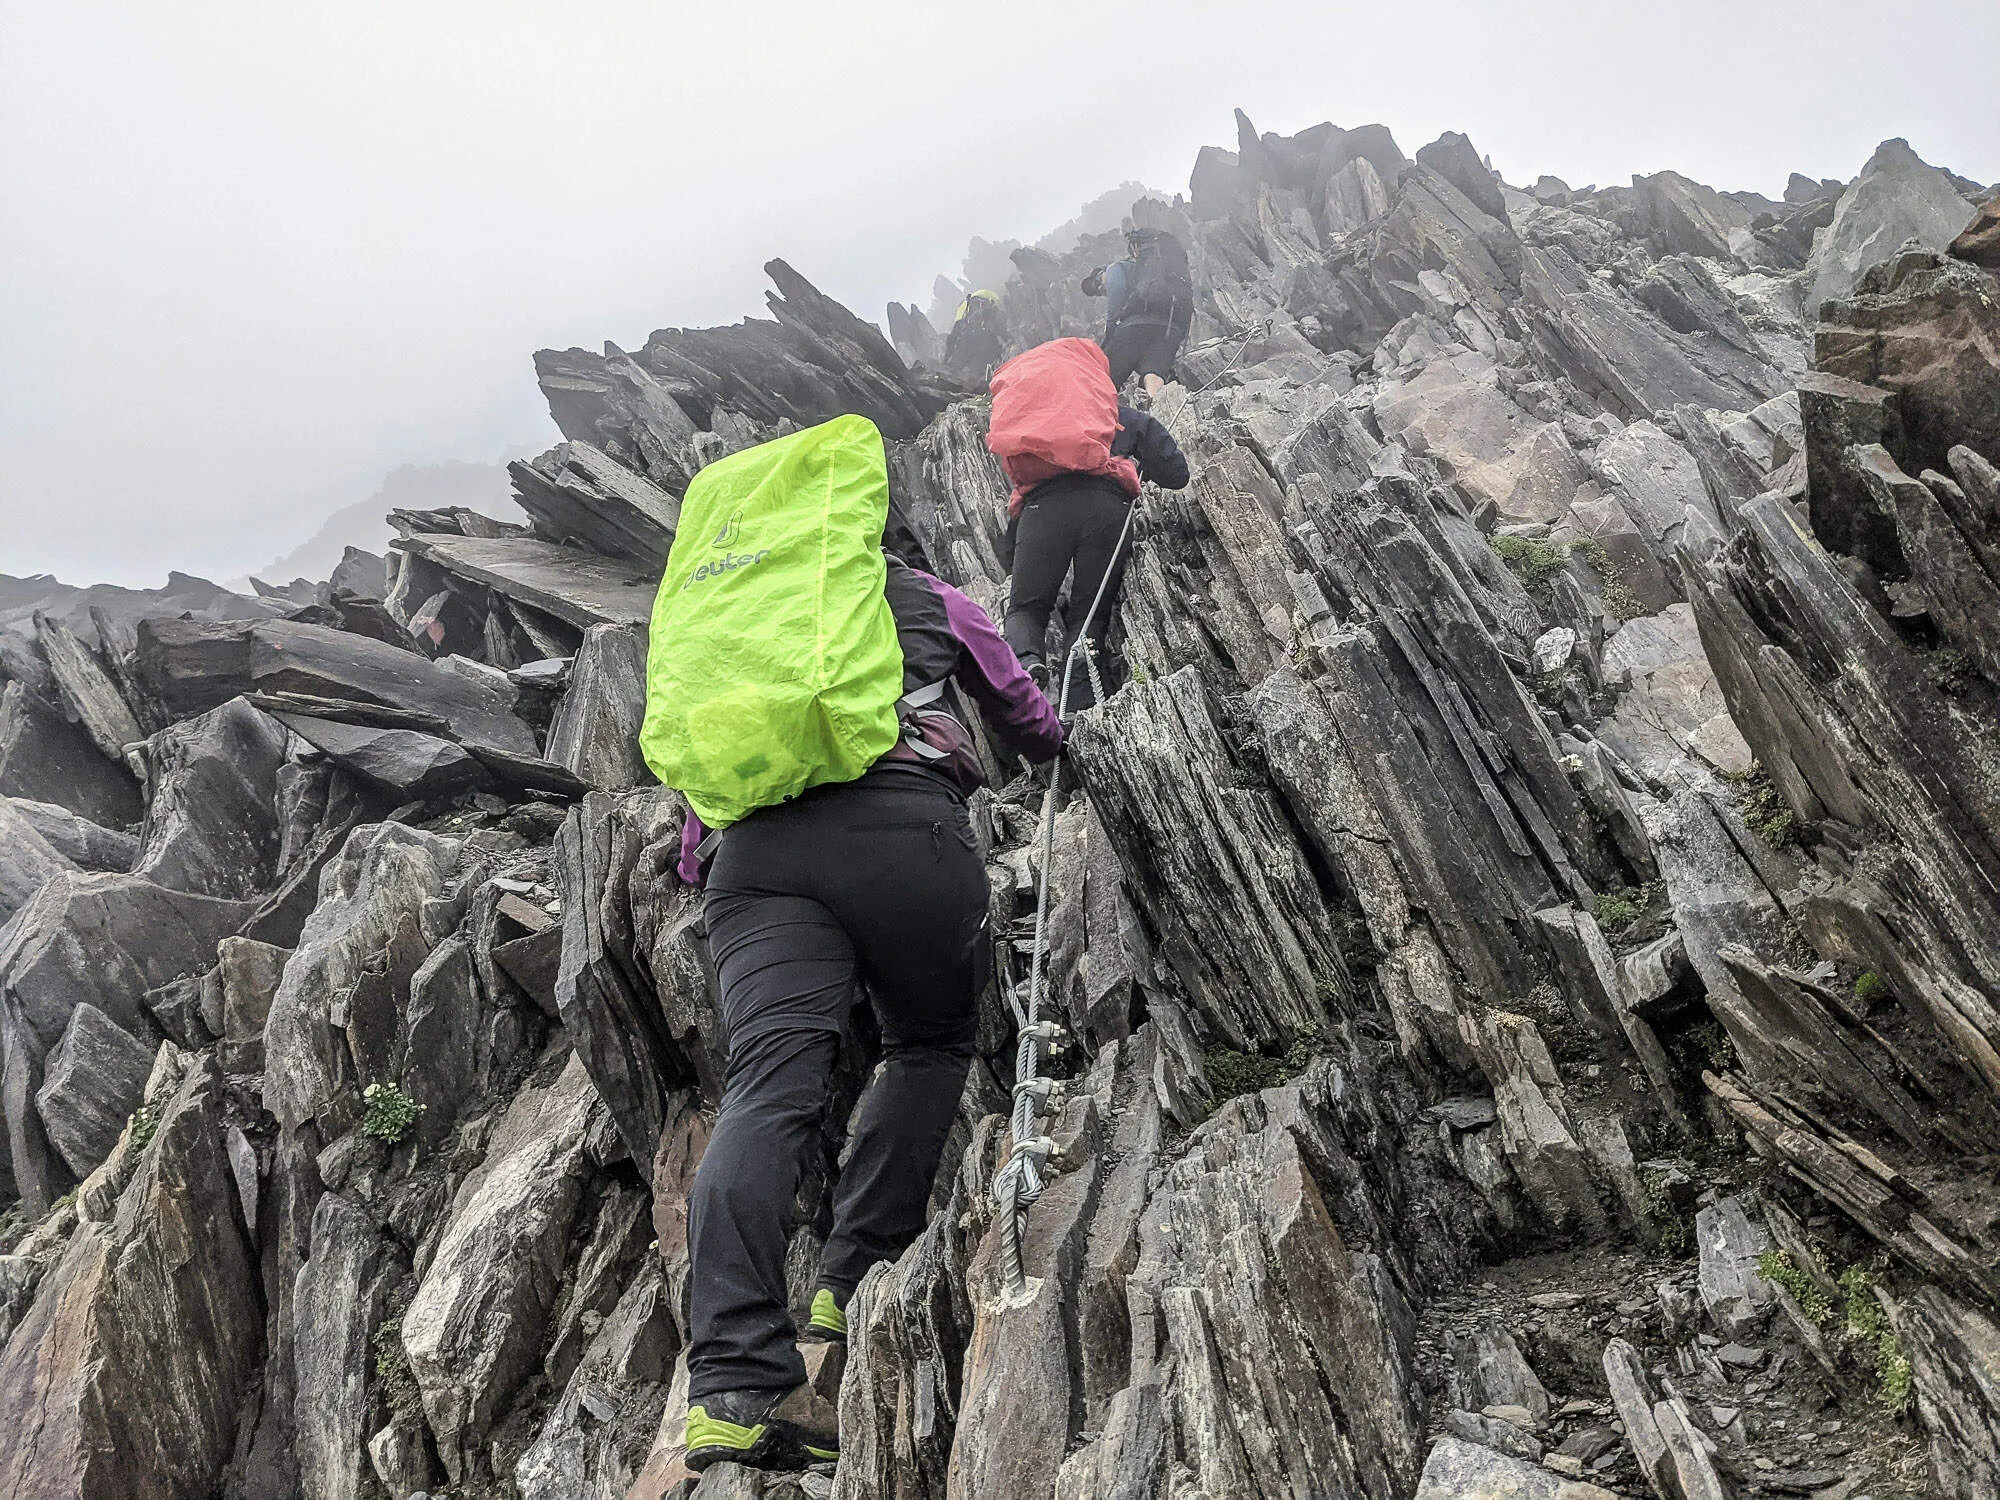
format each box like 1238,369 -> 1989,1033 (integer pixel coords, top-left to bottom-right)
1573,536 -> 1646,620
1855,970 -> 1889,1006
1493,534 -> 1573,603
1201,1022 -> 1327,1114
127,1105 -> 158,1152
1640,1167 -> 1693,1257
1731,764 -> 1801,849
1928,646 -> 1972,696
362,1082 -> 425,1145
1838,1266 -> 1915,1413
373,1315 -> 424,1419
1687,1019 -> 1736,1072
1593,890 -> 1642,930
1758,1247 -> 1834,1323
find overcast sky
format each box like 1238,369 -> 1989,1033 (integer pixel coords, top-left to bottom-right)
4,0 -> 1996,588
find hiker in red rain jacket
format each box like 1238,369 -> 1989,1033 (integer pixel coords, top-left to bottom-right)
987,338 -> 1189,707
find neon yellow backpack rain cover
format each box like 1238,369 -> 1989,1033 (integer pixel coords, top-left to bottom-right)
640,414 -> 905,827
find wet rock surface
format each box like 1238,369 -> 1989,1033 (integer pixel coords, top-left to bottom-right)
1,111 -> 1996,1500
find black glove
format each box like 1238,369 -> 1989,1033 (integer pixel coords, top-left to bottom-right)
1081,267 -> 1106,297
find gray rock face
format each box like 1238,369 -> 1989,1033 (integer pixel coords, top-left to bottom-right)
33,1001 -> 156,1177
1415,1437 -> 1618,1499
262,822 -> 461,1136
132,697 -> 291,898
0,679 -> 141,827
401,1053 -> 606,1476
1808,138 -> 1976,312
0,1058 -> 263,1500
293,1191 -> 406,1500
547,623 -> 655,791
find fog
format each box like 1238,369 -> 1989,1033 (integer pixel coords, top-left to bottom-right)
3,0 -> 1996,587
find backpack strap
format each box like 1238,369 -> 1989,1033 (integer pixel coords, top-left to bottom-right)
895,678 -> 956,761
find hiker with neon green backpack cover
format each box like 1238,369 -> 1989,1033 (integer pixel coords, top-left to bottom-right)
641,413 -> 1063,1473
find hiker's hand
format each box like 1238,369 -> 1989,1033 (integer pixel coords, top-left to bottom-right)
1081,267 -> 1105,297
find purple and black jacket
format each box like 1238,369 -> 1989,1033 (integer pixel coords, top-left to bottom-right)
676,557 -> 1064,883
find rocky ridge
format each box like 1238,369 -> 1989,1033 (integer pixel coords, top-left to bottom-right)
1,112 -> 1997,1500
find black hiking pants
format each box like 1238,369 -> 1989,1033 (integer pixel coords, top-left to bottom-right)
686,769 -> 988,1402
1103,316 -> 1183,386
1004,483 -> 1133,709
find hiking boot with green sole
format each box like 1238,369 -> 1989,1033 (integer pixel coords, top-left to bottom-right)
801,1287 -> 847,1343
685,1382 -> 839,1473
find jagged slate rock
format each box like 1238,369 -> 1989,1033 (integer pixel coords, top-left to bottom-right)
1054,1380 -> 1170,1500
294,1190 -> 405,1500
1592,419 -> 1720,566
402,1053 -> 606,1476
0,871 -> 249,1047
1249,664 -> 1482,1072
1951,195 -> 2000,270
1653,1398 -> 1729,1500
1816,249 -> 2000,485
1447,1322 -> 1553,1421
1595,605 -> 1749,780
1459,1008 -> 1610,1237
555,789 -> 699,1169
1516,242 -> 1780,417
1068,666 -> 1344,1051
399,931 -> 535,1149
32,1000 -> 156,1178
515,1256 -> 676,1500
1442,1408 -> 1543,1460
1301,481 -> 1615,896
132,616 -> 537,756
1683,494 -> 2000,1128
271,710 -> 488,800
547,623 -> 655,791
1126,1077 -> 1426,1497
0,797 -> 84,924
1798,369 -> 1905,561
2,794 -> 137,869
326,544 -> 389,600
542,1184 -> 654,1392
1633,170 -> 1753,259
492,925 -> 562,1016
0,679 -> 142,826
1374,360 -> 1587,525
367,1419 -> 438,1498
132,697 -> 290,898
831,1125 -> 980,1499
1411,132 -> 1503,221
536,344 -> 705,493
1886,1283 -> 2000,1500
263,822 -> 460,1136
1414,1437 -> 1618,1499
33,612 -> 144,761
0,1057 -> 263,1500
1807,138 -> 1977,312
0,1255 -> 41,1347
884,402 -> 1012,611
1321,164 -> 1519,351
394,533 -> 656,631
510,441 -> 681,567
216,935 -> 287,1073
583,260 -> 942,449
1694,1194 -> 1775,1336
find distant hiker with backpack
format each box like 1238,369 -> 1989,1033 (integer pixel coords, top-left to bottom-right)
1087,224 -> 1194,397
988,337 -> 1190,708
943,287 -> 1007,382
642,414 -> 1063,1474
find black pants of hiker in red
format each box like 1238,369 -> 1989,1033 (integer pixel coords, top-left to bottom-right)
1004,481 -> 1133,708
685,767 -> 988,1403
